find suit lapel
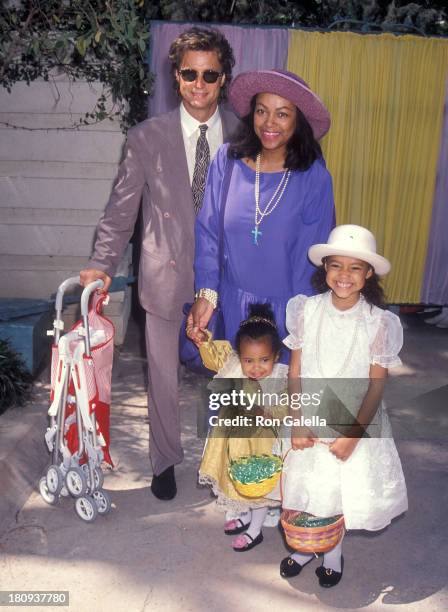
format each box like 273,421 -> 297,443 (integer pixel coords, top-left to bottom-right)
158,106 -> 238,240
165,107 -> 191,189
163,108 -> 195,232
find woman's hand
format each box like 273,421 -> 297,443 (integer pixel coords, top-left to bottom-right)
329,437 -> 359,461
291,426 -> 316,450
186,298 -> 215,346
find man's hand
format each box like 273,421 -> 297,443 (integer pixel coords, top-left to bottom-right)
329,437 -> 359,461
79,268 -> 112,293
186,298 -> 214,346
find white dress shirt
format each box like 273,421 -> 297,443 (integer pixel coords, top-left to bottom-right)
180,104 -> 223,184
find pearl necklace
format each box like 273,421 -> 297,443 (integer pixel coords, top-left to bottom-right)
252,153 -> 291,245
316,294 -> 363,378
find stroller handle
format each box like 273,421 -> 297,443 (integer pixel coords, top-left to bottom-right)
52,277 -> 104,346
55,276 -> 84,314
80,280 -> 105,317
54,277 -> 105,314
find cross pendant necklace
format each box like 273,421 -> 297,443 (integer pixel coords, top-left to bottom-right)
252,153 -> 291,246
251,226 -> 262,245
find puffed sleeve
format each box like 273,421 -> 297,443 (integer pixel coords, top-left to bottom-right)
370,310 -> 403,368
283,294 -> 308,350
194,144 -> 230,291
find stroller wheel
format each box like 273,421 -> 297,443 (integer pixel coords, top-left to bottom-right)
92,489 -> 112,515
39,476 -> 59,506
46,464 -> 64,495
75,495 -> 98,522
93,467 -> 104,490
65,467 -> 88,498
81,464 -> 104,492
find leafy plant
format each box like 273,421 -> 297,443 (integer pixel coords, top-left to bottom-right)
0,0 -> 156,131
156,0 -> 447,34
0,338 -> 32,415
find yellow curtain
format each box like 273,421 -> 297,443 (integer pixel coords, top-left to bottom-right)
288,30 -> 448,302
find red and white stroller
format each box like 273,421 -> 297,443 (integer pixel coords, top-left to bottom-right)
39,277 -> 114,522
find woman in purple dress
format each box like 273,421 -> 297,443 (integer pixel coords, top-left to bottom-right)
187,69 -> 335,361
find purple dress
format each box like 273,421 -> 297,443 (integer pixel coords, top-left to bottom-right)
195,144 -> 335,362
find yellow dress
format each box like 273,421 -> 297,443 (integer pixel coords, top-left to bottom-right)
198,351 -> 288,513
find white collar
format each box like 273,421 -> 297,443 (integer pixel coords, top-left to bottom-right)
180,103 -> 220,138
326,290 -> 364,317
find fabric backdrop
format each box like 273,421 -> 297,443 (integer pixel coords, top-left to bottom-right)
287,30 -> 448,303
421,83 -> 448,304
149,21 -> 289,117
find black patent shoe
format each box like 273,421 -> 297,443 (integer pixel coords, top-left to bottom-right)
150,465 -> 177,500
315,556 -> 344,588
280,556 -> 308,578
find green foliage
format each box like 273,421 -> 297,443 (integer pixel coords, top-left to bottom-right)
156,0 -> 447,35
0,0 -> 156,130
0,338 -> 32,415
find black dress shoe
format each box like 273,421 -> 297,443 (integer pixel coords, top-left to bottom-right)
150,465 -> 176,500
280,555 -> 309,578
315,556 -> 344,588
232,531 -> 263,552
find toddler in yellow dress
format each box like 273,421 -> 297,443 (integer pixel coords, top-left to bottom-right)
198,303 -> 288,552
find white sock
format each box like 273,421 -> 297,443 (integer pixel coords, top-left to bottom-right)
323,538 -> 343,572
245,507 -> 268,540
290,551 -> 314,566
239,510 -> 251,525
225,509 -> 238,521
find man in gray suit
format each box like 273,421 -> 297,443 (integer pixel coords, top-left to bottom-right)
80,27 -> 238,500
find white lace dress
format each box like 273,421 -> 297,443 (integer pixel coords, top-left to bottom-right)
281,291 -> 408,531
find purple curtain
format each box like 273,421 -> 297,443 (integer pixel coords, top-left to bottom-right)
148,21 -> 289,117
421,82 -> 448,305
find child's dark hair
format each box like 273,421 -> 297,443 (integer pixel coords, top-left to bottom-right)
235,303 -> 283,355
311,260 -> 385,308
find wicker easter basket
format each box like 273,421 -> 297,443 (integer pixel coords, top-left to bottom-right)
228,453 -> 282,498
281,510 -> 345,553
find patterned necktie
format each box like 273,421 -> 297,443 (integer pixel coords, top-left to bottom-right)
192,124 -> 210,214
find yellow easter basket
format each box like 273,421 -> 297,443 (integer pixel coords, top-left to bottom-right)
228,453 -> 283,498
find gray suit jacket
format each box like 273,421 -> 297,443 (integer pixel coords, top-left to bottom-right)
89,106 -> 239,320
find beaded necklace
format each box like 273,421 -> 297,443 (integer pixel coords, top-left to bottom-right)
316,293 -> 363,378
252,153 -> 291,245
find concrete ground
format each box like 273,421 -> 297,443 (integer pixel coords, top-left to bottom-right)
0,310 -> 447,612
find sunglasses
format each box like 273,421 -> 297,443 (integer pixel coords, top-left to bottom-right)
178,69 -> 223,84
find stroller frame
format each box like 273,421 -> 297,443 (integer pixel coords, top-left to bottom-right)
39,277 -> 112,522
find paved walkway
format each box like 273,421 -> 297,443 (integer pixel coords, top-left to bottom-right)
0,312 -> 447,611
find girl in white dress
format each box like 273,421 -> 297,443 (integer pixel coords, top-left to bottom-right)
280,224 -> 408,588
199,303 -> 288,552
